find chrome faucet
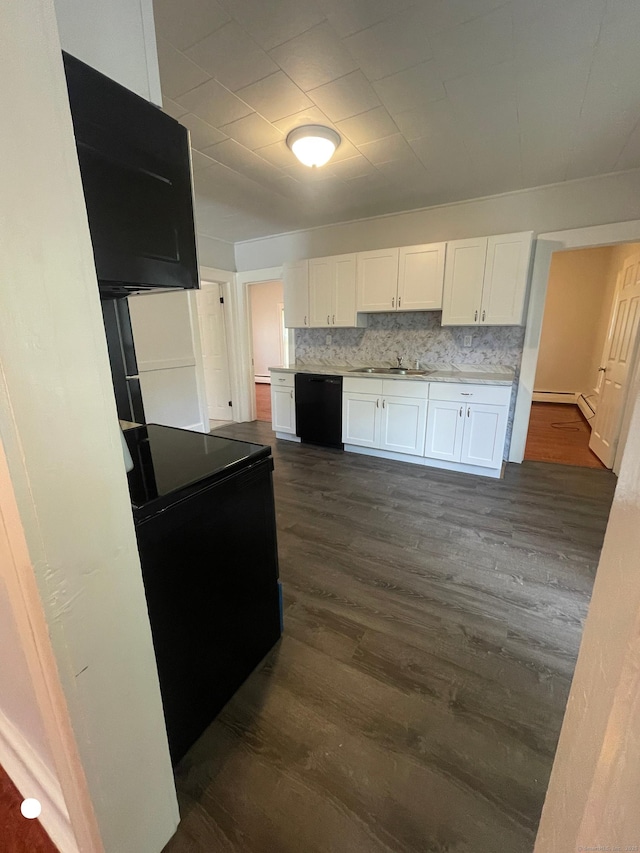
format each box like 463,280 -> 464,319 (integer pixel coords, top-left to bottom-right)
396,355 -> 404,368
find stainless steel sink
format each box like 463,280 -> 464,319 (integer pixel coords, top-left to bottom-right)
349,367 -> 431,376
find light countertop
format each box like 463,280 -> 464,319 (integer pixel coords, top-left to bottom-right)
269,364 -> 514,386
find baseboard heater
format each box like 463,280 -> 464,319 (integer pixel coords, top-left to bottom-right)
577,393 -> 597,425
532,391 -> 578,404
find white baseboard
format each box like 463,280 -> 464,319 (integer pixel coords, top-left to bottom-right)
0,710 -> 79,853
532,391 -> 578,404
254,375 -> 271,384
275,432 -> 301,442
344,445 -> 503,478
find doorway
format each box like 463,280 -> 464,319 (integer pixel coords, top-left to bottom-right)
248,280 -> 285,423
524,243 -> 640,470
197,280 -> 233,429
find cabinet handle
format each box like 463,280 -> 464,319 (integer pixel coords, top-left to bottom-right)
482,310 -> 486,322
459,406 -> 463,417
467,406 -> 470,417
398,296 -> 401,308
290,390 -> 293,399
460,392 -> 472,396
376,398 -> 379,408
327,314 -> 330,325
382,399 -> 386,408
474,310 -> 478,322
392,297 -> 395,308
332,314 -> 335,324
304,315 -> 307,325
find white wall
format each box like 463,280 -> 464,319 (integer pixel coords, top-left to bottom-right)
1,2 -> 178,853
198,233 -> 236,272
234,169 -> 640,271
249,281 -> 284,378
53,0 -> 161,104
534,247 -> 613,395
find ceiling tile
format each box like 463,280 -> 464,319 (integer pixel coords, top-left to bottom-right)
445,61 -> 518,140
220,113 -> 284,150
319,0 -> 417,39
307,71 -> 380,123
399,99 -> 463,149
421,0 -> 514,35
269,22 -> 358,92
185,21 -> 278,92
514,0 -> 605,68
342,5 -> 434,81
253,140 -> 295,169
190,150 -> 218,172
156,37 -> 210,100
598,0 -> 640,52
358,133 -> 416,165
373,61 -> 445,115
328,154 -> 378,180
431,6 -> 513,82
236,72 -> 313,122
336,106 -> 398,146
162,97 -> 189,120
221,0 -> 325,50
181,113 -> 228,150
272,106 -> 339,135
177,78 -> 253,126
152,0 -> 230,51
201,138 -> 274,175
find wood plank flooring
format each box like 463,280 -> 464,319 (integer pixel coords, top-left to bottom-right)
255,383 -> 271,422
163,423 -> 616,853
0,763 -> 58,853
525,402 -> 605,469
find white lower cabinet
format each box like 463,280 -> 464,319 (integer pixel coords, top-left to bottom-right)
380,396 -> 428,455
270,372 -> 296,435
424,400 -> 465,462
342,392 -> 380,447
460,403 -> 507,468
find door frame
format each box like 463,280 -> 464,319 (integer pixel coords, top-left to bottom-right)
199,266 -> 236,422
510,219 -> 640,465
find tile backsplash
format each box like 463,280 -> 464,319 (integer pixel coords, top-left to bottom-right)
295,311 -> 525,371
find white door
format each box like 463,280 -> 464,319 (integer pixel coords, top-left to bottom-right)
309,257 -> 333,327
271,386 -> 295,434
380,396 -> 428,456
424,400 -> 465,461
590,254 -> 640,467
342,393 -> 380,447
357,249 -> 399,312
333,254 -> 357,326
441,238 -> 487,326
283,260 -> 309,328
460,403 -> 507,469
481,232 -> 532,325
398,243 -> 446,311
197,282 -> 232,421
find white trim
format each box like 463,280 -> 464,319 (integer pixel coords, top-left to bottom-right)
136,356 -> 196,372
510,220 -> 640,463
532,392 -> 578,404
0,711 -> 78,853
275,432 -> 301,442
198,268 -> 237,423
183,421 -> 207,433
344,444 -> 503,478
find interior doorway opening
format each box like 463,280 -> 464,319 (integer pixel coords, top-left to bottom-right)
524,242 -> 640,470
197,280 -> 233,431
248,279 -> 285,423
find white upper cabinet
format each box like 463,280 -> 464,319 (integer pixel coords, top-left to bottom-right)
309,254 -> 360,327
357,248 -> 399,312
442,232 -> 533,326
283,260 -> 309,328
397,243 -> 446,311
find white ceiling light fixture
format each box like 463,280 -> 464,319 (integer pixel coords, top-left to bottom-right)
286,125 -> 341,168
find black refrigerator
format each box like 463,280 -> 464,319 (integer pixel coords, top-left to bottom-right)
101,298 -> 146,424
125,424 -> 283,765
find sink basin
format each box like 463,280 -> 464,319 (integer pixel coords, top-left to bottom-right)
349,367 -> 431,376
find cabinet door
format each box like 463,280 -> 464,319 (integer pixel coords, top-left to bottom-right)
424,400 -> 464,461
271,386 -> 296,434
481,232 -> 533,325
357,249 -> 399,312
308,257 -> 333,327
398,243 -> 446,311
333,253 -> 357,326
342,393 -> 380,447
460,403 -> 507,469
441,238 -> 487,326
380,395 -> 428,456
283,260 -> 309,328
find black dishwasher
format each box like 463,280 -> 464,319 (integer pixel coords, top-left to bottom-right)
295,373 -> 343,449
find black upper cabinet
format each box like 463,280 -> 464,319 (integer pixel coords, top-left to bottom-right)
63,52 -> 199,296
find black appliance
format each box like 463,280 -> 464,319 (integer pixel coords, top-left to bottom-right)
63,51 -> 199,297
295,374 -> 344,449
101,298 -> 145,423
125,424 -> 282,765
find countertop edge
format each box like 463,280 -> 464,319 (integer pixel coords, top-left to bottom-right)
269,366 -> 514,387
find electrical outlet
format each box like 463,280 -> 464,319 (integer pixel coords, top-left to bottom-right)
325,334 -> 332,345
463,335 -> 473,347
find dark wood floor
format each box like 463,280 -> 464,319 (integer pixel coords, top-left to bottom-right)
525,402 -> 605,469
255,383 -> 271,422
0,764 -> 58,853
164,422 -> 616,853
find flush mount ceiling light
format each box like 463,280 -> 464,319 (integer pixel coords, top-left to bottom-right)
286,125 -> 341,168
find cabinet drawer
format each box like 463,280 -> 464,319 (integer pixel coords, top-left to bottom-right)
428,382 -> 511,406
343,376 -> 383,394
271,372 -> 295,388
382,379 -> 428,399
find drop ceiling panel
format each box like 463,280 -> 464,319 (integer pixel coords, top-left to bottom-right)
236,72 -> 313,121
307,70 -> 380,122
176,78 -> 253,126
152,0 -> 229,51
185,22 -> 279,92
